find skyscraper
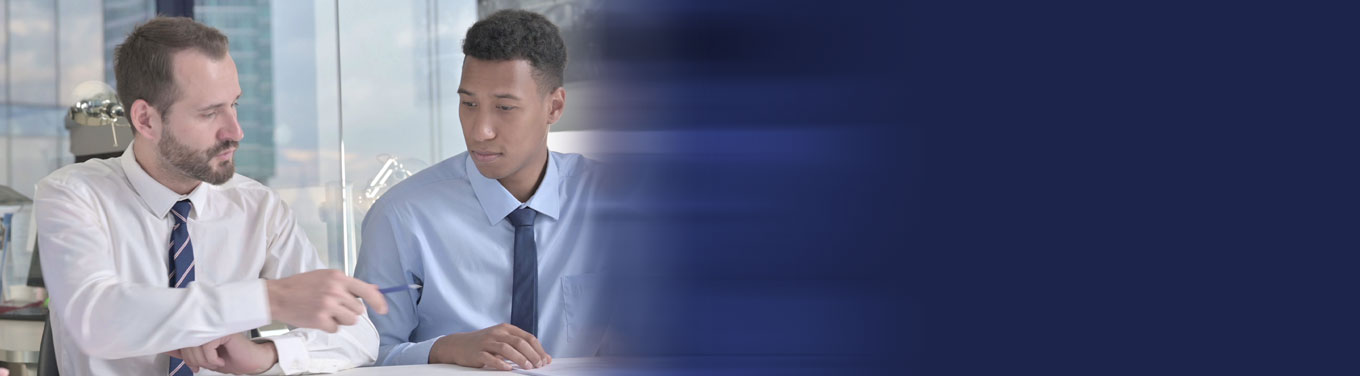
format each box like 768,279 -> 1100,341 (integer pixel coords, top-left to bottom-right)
196,0 -> 276,185
103,0 -> 155,88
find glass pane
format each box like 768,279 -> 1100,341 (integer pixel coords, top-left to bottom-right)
195,0 -> 349,269
196,0 -> 277,185
57,0 -> 105,106
1,1 -> 8,186
9,0 -> 57,106
336,0 -> 437,202
2,105 -> 66,296
0,0 -> 8,105
103,0 -> 155,88
6,106 -> 67,201
311,0 -> 347,270
435,0 -> 477,161
333,0 -> 478,273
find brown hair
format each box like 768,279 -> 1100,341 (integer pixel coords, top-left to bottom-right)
113,16 -> 229,130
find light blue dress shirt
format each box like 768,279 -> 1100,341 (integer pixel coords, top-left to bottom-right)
356,151 -> 609,366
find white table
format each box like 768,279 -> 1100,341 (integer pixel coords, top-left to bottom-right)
333,357 -> 606,376
328,356 -> 858,376
330,363 -> 503,376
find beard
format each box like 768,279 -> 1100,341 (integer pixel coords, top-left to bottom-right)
158,125 -> 238,185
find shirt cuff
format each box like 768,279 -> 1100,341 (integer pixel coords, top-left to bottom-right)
242,362 -> 283,376
382,335 -> 442,366
260,335 -> 305,374
257,334 -> 354,375
215,279 -> 272,330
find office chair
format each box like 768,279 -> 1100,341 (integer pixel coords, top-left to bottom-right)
37,313 -> 56,376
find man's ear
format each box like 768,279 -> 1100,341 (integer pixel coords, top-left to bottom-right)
546,87 -> 566,127
129,99 -> 161,141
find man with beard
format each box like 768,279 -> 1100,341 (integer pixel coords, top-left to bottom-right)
34,17 -> 387,375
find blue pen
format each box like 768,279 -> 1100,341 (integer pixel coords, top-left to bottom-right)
378,284 -> 422,294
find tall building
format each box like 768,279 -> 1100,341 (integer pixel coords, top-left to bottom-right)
196,0 -> 277,185
103,0 -> 156,88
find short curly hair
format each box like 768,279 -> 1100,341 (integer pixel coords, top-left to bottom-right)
463,9 -> 567,94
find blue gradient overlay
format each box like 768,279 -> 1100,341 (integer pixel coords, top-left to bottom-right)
587,1 -> 916,374
590,1 -> 1359,375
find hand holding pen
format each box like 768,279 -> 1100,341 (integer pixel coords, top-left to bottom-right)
265,270 -> 390,333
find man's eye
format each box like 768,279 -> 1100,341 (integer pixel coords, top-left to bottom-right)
231,102 -> 239,108
202,112 -> 216,119
462,101 -> 477,107
497,105 -> 517,111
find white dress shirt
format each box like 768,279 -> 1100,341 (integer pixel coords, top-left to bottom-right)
34,145 -> 378,375
356,151 -> 610,366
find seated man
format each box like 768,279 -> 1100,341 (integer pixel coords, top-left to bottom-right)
356,9 -> 609,371
36,17 -> 387,375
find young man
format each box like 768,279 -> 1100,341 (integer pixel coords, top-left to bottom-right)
356,9 -> 608,370
35,17 -> 388,375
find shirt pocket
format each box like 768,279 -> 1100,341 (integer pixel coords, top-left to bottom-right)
560,273 -> 607,355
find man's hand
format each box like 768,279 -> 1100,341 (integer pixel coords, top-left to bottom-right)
166,333 -> 278,374
266,269 -> 389,332
429,323 -> 552,370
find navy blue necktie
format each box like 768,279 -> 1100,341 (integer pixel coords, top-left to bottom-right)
168,200 -> 195,376
507,208 -> 538,336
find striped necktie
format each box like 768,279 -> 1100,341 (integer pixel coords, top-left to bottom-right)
168,200 -> 195,376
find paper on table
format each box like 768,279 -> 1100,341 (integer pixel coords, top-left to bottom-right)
509,358 -> 621,376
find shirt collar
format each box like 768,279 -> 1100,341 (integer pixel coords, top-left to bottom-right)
467,151 -> 563,226
119,143 -> 207,219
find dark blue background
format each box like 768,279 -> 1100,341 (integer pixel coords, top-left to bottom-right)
596,1 -> 1358,374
